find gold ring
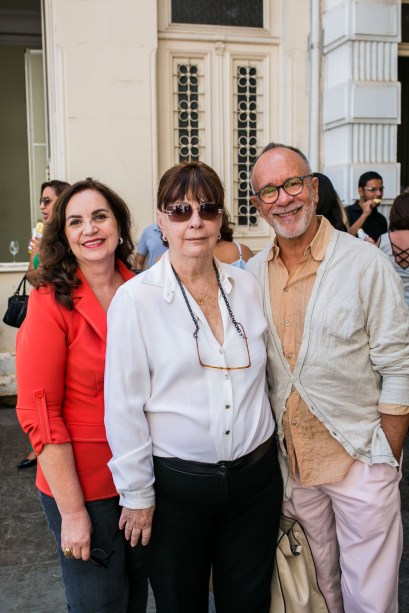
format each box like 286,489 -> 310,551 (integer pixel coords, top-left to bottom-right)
63,548 -> 74,559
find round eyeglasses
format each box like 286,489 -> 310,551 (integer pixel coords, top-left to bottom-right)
253,175 -> 313,204
163,202 -> 223,223
363,186 -> 384,193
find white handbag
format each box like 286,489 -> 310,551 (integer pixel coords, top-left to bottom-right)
271,515 -> 329,613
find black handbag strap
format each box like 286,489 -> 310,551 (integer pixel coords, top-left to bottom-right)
15,275 -> 27,297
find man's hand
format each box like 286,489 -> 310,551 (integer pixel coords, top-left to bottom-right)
119,506 -> 155,547
349,199 -> 377,237
361,199 -> 376,217
381,413 -> 409,466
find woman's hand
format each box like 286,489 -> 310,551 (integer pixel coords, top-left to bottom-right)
119,506 -> 155,547
61,507 -> 93,561
29,237 -> 41,255
37,444 -> 92,561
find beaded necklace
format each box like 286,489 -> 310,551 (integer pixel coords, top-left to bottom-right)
171,261 -> 244,340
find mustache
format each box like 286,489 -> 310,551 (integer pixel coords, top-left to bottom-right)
273,205 -> 303,216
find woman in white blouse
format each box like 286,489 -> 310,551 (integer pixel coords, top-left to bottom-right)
104,161 -> 282,613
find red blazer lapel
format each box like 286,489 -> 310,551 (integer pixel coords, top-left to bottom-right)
72,261 -> 134,342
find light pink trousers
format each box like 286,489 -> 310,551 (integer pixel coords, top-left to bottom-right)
282,461 -> 402,613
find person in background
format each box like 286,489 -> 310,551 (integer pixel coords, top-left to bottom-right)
313,172 -> 348,232
213,212 -> 254,268
249,142 -> 409,613
345,171 -> 387,241
16,178 -> 148,613
18,179 -> 71,471
26,180 -> 71,287
379,192 -> 409,306
133,223 -> 168,270
105,161 -> 282,613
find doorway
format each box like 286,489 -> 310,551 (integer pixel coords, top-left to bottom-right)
0,0 -> 47,263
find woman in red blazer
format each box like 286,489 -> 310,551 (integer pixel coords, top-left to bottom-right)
16,178 -> 148,613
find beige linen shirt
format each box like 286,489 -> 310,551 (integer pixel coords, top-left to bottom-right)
268,218 -> 408,487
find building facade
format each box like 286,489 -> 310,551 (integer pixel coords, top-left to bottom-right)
0,0 -> 407,391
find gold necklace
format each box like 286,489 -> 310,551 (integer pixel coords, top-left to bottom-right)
171,260 -> 216,306
182,274 -> 214,306
192,282 -> 213,306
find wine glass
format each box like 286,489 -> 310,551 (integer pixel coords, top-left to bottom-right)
9,240 -> 19,262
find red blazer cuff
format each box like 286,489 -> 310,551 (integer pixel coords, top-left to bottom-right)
16,388 -> 72,455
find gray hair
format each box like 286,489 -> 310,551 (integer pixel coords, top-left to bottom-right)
250,142 -> 312,192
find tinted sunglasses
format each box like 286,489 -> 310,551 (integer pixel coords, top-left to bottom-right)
163,202 -> 223,223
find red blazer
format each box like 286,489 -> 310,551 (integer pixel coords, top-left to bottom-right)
16,261 -> 134,501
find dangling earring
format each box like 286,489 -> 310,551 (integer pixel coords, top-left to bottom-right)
218,232 -> 221,240
162,236 -> 168,242
68,248 -> 72,254
118,237 -> 124,245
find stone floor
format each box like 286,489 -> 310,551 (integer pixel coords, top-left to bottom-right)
0,406 -> 407,612
0,408 -> 215,613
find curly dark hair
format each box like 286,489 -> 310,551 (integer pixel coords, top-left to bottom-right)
38,178 -> 134,309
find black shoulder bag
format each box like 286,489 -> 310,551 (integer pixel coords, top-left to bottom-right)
3,275 -> 29,328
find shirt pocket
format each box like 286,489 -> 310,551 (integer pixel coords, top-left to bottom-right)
66,422 -> 108,443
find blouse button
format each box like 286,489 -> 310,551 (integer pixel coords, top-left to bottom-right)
283,287 -> 289,293
284,320 -> 290,326
35,390 -> 44,398
225,430 -> 230,435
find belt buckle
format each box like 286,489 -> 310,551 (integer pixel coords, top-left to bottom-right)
217,461 -> 228,474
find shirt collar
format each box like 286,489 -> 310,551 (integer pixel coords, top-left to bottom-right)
161,251 -> 233,304
267,216 -> 333,263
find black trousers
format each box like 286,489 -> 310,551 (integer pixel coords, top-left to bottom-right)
147,440 -> 283,613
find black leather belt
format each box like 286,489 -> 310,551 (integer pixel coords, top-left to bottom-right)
153,435 -> 274,476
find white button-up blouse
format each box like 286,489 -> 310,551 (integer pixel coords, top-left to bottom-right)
104,251 -> 275,509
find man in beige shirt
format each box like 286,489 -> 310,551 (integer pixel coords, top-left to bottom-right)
248,143 -> 409,613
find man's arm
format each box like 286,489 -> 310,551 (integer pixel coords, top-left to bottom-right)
380,412 -> 409,464
362,254 -> 409,464
134,253 -> 146,270
348,200 -> 376,237
133,227 -> 149,270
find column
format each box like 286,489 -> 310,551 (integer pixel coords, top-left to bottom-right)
322,0 -> 401,210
